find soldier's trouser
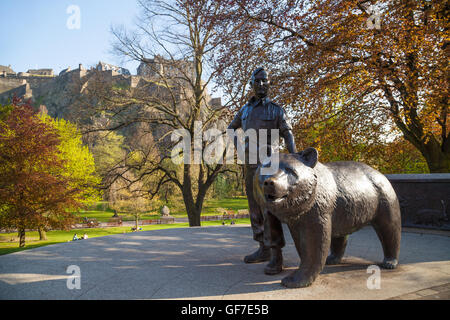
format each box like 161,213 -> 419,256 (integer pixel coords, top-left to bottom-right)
244,165 -> 285,249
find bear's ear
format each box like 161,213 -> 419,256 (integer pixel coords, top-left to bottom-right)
297,147 -> 318,168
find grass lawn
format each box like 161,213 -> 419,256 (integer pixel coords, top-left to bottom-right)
77,210 -> 159,223
77,197 -> 249,222
166,197 -> 250,218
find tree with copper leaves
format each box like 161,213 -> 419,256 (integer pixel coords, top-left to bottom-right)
211,0 -> 449,173
0,99 -> 84,247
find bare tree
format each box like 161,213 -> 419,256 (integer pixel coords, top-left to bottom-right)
86,0 -> 237,226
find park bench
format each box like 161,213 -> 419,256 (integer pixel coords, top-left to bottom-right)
107,216 -> 123,226
141,219 -> 157,225
85,218 -> 99,228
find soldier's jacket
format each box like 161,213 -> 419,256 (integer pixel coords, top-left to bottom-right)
228,96 -> 293,166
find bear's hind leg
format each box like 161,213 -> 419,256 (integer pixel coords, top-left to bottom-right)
326,235 -> 348,265
372,200 -> 401,269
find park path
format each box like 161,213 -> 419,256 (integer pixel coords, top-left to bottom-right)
0,225 -> 449,300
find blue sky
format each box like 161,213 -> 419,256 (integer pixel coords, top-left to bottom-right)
0,0 -> 141,74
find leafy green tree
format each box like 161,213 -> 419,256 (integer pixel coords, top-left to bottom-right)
40,115 -> 102,204
38,115 -> 102,239
89,131 -> 127,177
109,196 -> 150,231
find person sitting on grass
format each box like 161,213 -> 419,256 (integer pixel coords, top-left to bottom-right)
72,234 -> 79,241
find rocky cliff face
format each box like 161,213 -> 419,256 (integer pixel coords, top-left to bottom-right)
0,63 -> 222,151
0,69 -> 85,120
1,68 -> 140,124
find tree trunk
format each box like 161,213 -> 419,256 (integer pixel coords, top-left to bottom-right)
183,176 -> 216,227
183,191 -> 201,227
182,163 -> 201,227
420,138 -> 450,173
180,160 -> 221,226
135,216 -> 139,231
182,187 -> 201,227
18,227 -> 26,248
194,185 -> 208,225
38,226 -> 47,241
426,153 -> 450,173
186,206 -> 201,227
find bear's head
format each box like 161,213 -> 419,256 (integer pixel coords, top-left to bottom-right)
253,147 -> 319,222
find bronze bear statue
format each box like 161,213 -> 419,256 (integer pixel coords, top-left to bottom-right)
253,148 -> 401,288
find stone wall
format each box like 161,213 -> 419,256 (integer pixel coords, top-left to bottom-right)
0,76 -> 55,100
27,69 -> 54,76
386,174 -> 450,230
22,76 -> 55,90
0,77 -> 27,95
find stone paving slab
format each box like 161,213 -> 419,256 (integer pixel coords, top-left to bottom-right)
0,225 -> 449,300
389,283 -> 450,300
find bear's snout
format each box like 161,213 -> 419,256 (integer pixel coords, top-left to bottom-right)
262,176 -> 288,202
263,177 -> 276,194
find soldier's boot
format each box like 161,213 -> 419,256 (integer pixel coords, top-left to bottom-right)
264,247 -> 283,275
244,243 -> 271,263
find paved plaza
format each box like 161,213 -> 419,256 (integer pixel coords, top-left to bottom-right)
0,225 -> 449,300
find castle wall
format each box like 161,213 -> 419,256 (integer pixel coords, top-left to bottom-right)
0,60 -> 221,124
23,76 -> 55,90
0,75 -> 56,103
27,69 -> 54,76
0,77 -> 27,95
0,84 -> 29,104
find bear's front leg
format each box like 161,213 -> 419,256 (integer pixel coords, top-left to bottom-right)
282,215 -> 331,288
281,268 -> 316,288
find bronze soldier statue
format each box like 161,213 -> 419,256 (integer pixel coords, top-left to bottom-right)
228,67 -> 296,275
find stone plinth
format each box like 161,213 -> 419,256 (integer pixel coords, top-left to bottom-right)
160,205 -> 174,224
